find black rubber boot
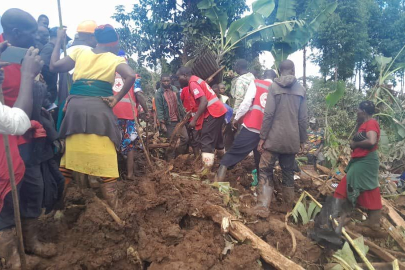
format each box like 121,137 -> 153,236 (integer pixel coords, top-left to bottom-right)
214,165 -> 227,182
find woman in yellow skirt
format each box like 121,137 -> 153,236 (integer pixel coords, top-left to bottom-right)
50,25 -> 136,208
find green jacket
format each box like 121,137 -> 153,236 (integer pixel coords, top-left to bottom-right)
155,86 -> 185,124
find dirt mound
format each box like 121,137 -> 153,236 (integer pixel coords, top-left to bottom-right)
34,156 -> 328,269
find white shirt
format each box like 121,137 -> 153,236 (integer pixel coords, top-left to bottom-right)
235,79 -> 272,134
0,102 -> 31,135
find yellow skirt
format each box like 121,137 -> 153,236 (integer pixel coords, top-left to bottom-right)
61,134 -> 118,178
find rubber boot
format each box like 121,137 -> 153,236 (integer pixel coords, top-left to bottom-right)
280,187 -> 295,213
309,196 -> 350,247
100,181 -> 119,210
0,227 -> 21,269
253,183 -> 274,218
214,165 -> 227,182
22,219 -> 57,258
200,153 -> 215,176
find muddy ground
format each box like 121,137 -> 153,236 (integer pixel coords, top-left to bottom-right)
32,154 -> 401,269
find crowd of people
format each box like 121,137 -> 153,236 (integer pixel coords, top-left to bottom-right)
0,7 -> 383,269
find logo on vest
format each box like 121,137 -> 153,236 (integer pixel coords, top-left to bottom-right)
260,93 -> 268,108
113,78 -> 124,92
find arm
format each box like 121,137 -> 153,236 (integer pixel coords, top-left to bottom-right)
135,91 -> 149,114
259,90 -> 276,140
298,95 -> 308,144
155,91 -> 165,123
0,103 -> 31,135
232,79 -> 247,112
234,82 -> 256,121
49,29 -> 75,73
350,131 -> 378,149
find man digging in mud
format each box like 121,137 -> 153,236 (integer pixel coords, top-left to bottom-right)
177,67 -> 227,173
215,70 -> 276,190
257,60 -> 308,216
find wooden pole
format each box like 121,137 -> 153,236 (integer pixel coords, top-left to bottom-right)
57,0 -> 67,58
0,86 -> 27,269
127,94 -> 153,169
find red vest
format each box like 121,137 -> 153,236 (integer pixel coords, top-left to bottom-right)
243,80 -> 271,130
188,76 -> 226,119
180,86 -> 204,129
112,73 -> 138,120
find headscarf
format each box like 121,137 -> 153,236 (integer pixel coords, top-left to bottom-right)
94,24 -> 119,46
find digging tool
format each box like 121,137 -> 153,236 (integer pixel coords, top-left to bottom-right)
168,112 -> 191,152
205,66 -> 225,84
57,0 -> 67,58
127,94 -> 153,169
0,86 -> 27,270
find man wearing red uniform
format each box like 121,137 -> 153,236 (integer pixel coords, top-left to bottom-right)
215,70 -> 276,183
180,86 -> 202,158
177,67 -> 227,171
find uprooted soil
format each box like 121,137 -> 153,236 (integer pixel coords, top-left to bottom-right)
34,155 -> 327,269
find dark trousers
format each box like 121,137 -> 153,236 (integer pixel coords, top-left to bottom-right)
200,115 -> 225,153
0,165 -> 44,231
166,121 -> 189,148
223,123 -> 236,151
187,126 -> 200,149
220,127 -> 260,172
259,150 -> 295,188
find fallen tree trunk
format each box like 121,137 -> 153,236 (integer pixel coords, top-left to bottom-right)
382,198 -> 405,230
381,217 -> 405,252
203,204 -> 304,270
316,164 -> 344,181
346,229 -> 405,269
148,143 -> 170,149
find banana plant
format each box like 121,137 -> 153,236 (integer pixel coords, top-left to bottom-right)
197,0 -> 302,64
369,45 -> 405,140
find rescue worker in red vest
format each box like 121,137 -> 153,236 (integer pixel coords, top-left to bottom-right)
180,86 -> 203,158
112,51 -> 149,180
215,70 -> 277,186
176,67 -> 227,171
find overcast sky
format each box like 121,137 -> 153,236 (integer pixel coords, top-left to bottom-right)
0,0 -> 319,78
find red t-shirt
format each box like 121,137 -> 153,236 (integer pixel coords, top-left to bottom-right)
351,119 -> 380,158
0,34 -> 22,107
189,81 -> 211,119
0,135 -> 25,212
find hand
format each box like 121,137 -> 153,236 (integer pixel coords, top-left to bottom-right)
232,119 -> 239,130
20,47 -> 44,78
300,143 -> 305,152
189,119 -> 197,129
0,41 -> 11,71
57,28 -> 67,41
257,139 -> 265,153
160,123 -> 167,133
350,141 -> 356,150
102,96 -> 118,108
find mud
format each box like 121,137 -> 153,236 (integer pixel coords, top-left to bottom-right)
34,155 -> 328,269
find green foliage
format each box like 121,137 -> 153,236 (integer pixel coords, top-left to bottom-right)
332,237 -> 369,269
113,0 -> 248,70
291,198 -> 321,224
325,81 -> 346,108
306,77 -> 364,138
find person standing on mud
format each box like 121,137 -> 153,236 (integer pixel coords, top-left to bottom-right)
1,8 -> 60,264
113,51 -> 149,180
215,70 -> 276,186
257,60 -> 308,215
50,25 -> 136,209
177,67 -> 227,172
155,74 -> 189,158
224,59 -> 255,150
180,85 -> 202,159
